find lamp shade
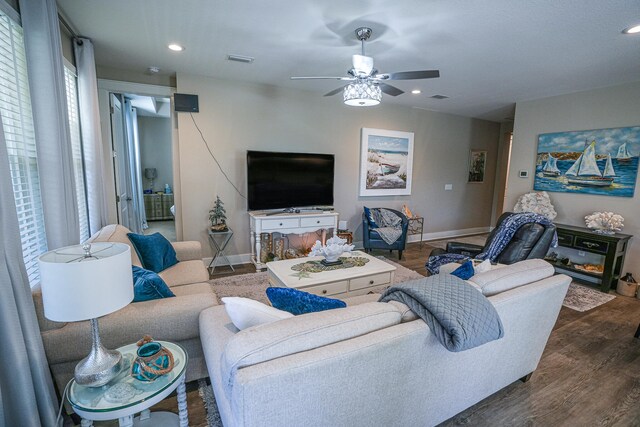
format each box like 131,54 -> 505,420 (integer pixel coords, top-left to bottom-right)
144,168 -> 157,179
38,242 -> 133,322
343,82 -> 382,106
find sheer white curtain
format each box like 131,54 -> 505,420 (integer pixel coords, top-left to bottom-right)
0,113 -> 59,427
73,37 -> 108,235
124,100 -> 146,232
19,0 -> 79,248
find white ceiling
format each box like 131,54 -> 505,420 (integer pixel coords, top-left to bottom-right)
57,0 -> 640,122
126,94 -> 171,117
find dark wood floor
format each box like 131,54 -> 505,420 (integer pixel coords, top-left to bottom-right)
108,239 -> 640,426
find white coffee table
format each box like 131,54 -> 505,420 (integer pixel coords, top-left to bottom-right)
67,341 -> 188,427
267,251 -> 396,298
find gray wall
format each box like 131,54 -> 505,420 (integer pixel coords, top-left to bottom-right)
506,81 -> 640,279
138,116 -> 173,192
176,73 -> 500,258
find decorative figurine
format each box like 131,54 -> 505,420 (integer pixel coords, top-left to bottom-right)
209,195 -> 228,231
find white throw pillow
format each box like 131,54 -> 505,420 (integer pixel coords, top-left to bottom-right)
221,297 -> 293,330
473,259 -> 492,274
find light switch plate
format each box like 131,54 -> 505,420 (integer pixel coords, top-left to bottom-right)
445,184 -> 453,190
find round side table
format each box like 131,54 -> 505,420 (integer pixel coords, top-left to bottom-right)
67,341 -> 188,427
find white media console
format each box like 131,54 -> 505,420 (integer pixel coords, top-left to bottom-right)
249,210 -> 339,270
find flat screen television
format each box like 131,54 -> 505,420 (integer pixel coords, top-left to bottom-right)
247,150 -> 334,211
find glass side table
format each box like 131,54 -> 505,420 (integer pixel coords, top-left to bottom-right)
407,217 -> 424,247
208,228 -> 235,274
67,341 -> 188,427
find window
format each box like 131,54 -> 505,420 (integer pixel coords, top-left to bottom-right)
0,12 -> 47,283
64,64 -> 89,242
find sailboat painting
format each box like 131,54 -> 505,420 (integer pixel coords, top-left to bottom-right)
534,126 -> 640,197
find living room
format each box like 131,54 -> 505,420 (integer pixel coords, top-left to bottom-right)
1,1 -> 639,426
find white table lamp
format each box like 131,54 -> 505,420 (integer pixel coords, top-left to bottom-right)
39,242 -> 133,387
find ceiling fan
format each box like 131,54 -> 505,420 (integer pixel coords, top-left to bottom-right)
290,27 -> 440,106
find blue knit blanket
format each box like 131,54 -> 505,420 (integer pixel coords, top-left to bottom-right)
379,275 -> 504,352
426,212 -> 557,274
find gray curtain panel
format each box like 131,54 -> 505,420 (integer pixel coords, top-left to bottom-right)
74,37 -> 109,236
19,0 -> 80,248
0,115 -> 60,426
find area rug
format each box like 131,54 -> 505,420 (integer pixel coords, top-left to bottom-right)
208,257 -> 423,304
198,379 -> 222,427
563,282 -> 615,312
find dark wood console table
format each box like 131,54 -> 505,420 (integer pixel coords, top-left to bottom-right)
548,224 -> 632,292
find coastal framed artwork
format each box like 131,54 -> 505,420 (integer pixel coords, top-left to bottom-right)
359,128 -> 414,196
468,150 -> 487,183
534,126 -> 640,197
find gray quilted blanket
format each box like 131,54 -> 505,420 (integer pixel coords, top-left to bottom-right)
379,275 -> 504,352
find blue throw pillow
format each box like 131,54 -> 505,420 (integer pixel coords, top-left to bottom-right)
127,232 -> 178,273
450,261 -> 475,280
266,287 -> 346,315
363,206 -> 379,229
132,266 -> 175,302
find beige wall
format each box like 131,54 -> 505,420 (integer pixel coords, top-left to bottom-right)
176,73 -> 500,258
138,116 -> 173,191
506,81 -> 640,279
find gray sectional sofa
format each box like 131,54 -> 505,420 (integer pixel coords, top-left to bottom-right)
32,224 -> 217,393
199,259 -> 570,427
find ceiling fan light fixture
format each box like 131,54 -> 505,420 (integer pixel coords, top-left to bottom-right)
167,43 -> 185,52
343,82 -> 381,106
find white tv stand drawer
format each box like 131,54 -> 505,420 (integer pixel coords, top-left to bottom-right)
262,218 -> 300,230
300,216 -> 335,228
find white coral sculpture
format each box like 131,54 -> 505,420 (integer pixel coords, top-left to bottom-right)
584,212 -> 624,233
513,191 -> 557,220
308,236 -> 355,262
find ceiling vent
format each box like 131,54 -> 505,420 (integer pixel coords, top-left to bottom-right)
430,95 -> 449,99
227,54 -> 254,63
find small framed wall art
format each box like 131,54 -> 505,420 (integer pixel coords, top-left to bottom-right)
468,150 -> 487,183
359,128 -> 414,196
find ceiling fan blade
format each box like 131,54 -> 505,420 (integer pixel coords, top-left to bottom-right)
377,70 -> 440,80
290,76 -> 355,81
324,87 -> 346,97
379,83 -> 404,96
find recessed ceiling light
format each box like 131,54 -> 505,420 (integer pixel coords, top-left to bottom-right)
168,44 -> 184,52
411,90 -> 421,94
622,24 -> 640,34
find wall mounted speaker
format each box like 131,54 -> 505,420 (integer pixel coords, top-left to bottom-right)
174,93 -> 199,112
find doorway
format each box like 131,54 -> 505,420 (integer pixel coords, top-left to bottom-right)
495,132 -> 513,216
108,91 -> 176,241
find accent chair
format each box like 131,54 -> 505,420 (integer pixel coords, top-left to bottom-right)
362,208 -> 409,259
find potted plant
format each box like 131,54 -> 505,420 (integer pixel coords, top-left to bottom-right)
209,196 -> 228,232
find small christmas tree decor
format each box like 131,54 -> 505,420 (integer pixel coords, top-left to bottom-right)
209,196 -> 228,231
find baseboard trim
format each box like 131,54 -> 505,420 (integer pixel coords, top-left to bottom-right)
203,253 -> 252,267
353,226 -> 490,249
417,226 -> 491,242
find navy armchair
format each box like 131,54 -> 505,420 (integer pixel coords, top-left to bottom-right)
362,208 -> 409,259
